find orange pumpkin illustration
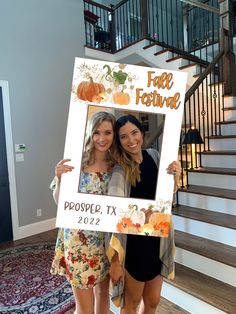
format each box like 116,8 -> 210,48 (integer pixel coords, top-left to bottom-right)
153,221 -> 169,237
149,212 -> 170,225
91,92 -> 108,103
113,91 -> 130,105
77,78 -> 105,102
116,217 -> 133,233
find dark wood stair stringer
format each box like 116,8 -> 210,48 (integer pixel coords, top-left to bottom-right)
159,297 -> 190,314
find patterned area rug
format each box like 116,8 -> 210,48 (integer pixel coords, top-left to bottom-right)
0,243 -> 75,313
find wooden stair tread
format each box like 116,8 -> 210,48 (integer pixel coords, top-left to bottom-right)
175,230 -> 236,268
166,55 -> 190,63
111,297 -> 190,314
208,81 -> 224,86
67,296 -> 189,314
143,43 -> 157,49
154,48 -> 172,56
216,120 -> 236,125
173,204 -> 236,230
166,53 -> 209,66
188,166 -> 236,175
223,106 -> 236,111
158,297 -> 190,314
179,63 -> 198,70
208,134 -> 236,139
179,184 -> 236,200
200,150 -> 236,155
165,263 -> 236,313
143,39 -> 209,68
179,61 -> 208,70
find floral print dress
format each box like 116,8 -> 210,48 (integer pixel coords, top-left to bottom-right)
50,172 -> 111,289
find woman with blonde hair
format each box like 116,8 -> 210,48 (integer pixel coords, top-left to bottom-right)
50,111 -> 116,314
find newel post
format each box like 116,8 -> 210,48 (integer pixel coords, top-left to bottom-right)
219,0 -> 236,96
110,5 -> 116,53
141,0 -> 148,37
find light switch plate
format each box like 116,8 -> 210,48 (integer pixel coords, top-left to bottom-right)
15,153 -> 24,162
15,144 -> 26,153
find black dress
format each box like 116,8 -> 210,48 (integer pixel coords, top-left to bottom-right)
125,150 -> 162,282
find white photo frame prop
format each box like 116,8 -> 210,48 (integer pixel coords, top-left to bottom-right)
56,57 -> 187,237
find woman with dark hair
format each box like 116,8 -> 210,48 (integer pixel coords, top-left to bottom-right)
50,111 -> 116,314
106,114 -> 180,314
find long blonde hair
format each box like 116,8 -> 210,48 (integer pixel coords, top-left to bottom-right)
82,111 -> 116,171
114,114 -> 145,186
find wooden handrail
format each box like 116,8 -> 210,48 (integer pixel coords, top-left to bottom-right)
84,0 -> 112,11
147,38 -> 210,67
185,49 -> 224,102
180,0 -> 220,14
112,0 -> 129,10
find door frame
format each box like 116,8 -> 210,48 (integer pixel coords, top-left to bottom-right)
0,81 -> 19,240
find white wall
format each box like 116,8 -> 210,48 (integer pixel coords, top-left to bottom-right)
0,0 -> 85,237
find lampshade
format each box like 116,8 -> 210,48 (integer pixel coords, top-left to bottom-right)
183,128 -> 204,144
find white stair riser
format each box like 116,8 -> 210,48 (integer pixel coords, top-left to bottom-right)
179,64 -> 200,76
175,248 -> 236,287
224,96 -> 236,108
223,109 -> 236,121
154,51 -> 180,69
144,45 -> 160,55
178,191 -> 236,215
86,39 -> 151,64
162,282 -> 225,314
209,138 -> 236,150
173,215 -> 236,247
188,172 -> 236,190
220,123 -> 236,136
167,58 -> 190,68
143,46 -> 171,63
199,154 -> 236,168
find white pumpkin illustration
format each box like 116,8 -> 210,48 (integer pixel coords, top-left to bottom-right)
127,205 -> 146,226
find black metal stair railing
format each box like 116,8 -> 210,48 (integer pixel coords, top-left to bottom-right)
83,0 -> 225,61
179,48 -> 225,187
84,0 -> 113,51
83,0 -> 230,188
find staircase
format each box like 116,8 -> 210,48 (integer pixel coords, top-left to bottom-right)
169,94 -> 236,314
85,40 -> 236,314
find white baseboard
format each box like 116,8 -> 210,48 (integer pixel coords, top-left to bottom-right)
14,218 -> 56,240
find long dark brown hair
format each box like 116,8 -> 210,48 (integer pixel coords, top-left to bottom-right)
115,114 -> 145,186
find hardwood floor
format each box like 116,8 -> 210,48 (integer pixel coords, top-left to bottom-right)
0,228 -> 58,250
0,229 -> 188,314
